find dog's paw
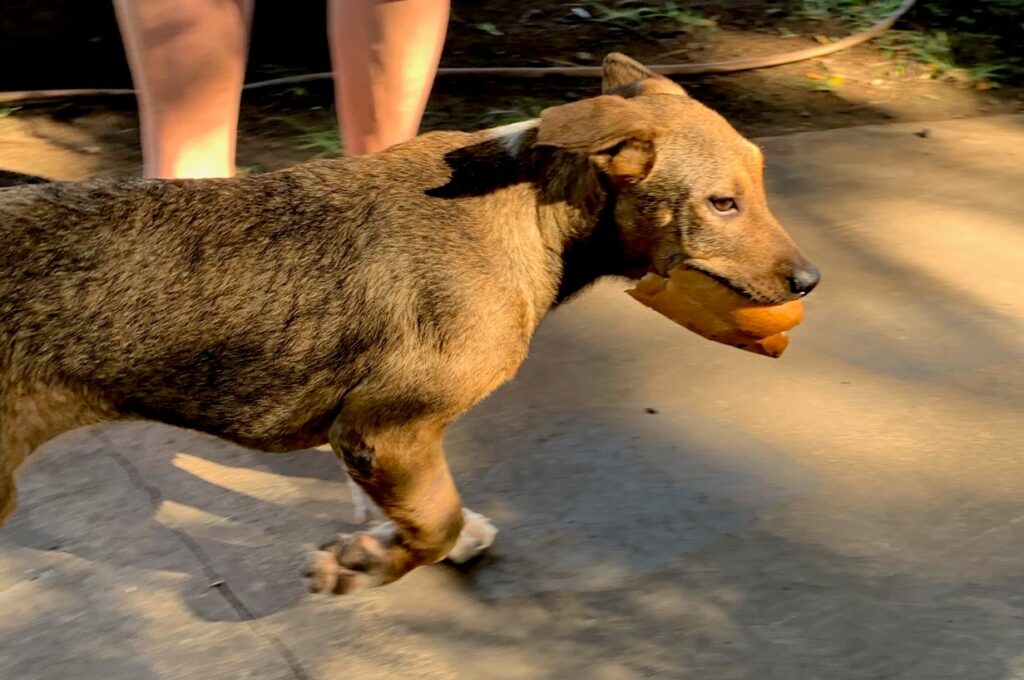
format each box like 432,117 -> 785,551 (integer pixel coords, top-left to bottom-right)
445,508 -> 498,565
303,526 -> 394,595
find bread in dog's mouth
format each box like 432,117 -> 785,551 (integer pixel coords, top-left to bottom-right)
626,266 -> 804,358
678,261 -> 764,303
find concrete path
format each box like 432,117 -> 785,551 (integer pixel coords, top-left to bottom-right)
2,115 -> 1023,680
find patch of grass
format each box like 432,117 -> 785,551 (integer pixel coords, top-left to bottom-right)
918,0 -> 1024,25
879,29 -> 1009,84
800,63 -> 846,92
295,127 -> 342,157
800,0 -> 903,28
657,3 -> 718,28
480,99 -> 549,127
272,115 -> 343,157
473,21 -> 503,36
894,1 -> 1024,85
975,0 -> 1024,16
585,1 -> 717,29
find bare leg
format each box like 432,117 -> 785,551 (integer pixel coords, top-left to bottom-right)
114,0 -> 253,178
327,0 -> 449,156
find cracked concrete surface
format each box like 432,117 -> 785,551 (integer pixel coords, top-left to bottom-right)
2,115 -> 1024,679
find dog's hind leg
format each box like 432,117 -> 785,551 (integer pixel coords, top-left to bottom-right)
0,381 -> 116,526
304,411 -> 495,594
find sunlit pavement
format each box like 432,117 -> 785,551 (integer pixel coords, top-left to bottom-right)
2,115 -> 1023,680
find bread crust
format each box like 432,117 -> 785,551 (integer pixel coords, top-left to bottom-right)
626,268 -> 804,358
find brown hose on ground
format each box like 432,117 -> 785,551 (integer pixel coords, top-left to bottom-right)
0,0 -> 915,104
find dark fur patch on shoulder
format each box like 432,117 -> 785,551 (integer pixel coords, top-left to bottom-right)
426,139 -> 523,199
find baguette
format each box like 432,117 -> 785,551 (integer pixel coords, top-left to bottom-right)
626,267 -> 804,358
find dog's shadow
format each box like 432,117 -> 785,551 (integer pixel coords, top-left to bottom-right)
4,421 -> 354,620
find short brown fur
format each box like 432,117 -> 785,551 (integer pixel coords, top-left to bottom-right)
0,54 -> 817,591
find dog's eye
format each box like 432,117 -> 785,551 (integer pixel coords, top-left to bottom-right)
709,197 -> 738,214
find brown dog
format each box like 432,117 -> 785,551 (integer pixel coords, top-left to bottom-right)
0,53 -> 818,594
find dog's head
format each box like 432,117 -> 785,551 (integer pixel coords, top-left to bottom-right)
534,53 -> 819,303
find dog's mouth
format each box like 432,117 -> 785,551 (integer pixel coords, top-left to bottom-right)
677,261 -> 777,304
640,256 -> 785,305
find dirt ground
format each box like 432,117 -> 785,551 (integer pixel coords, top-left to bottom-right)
1,0 -> 1022,182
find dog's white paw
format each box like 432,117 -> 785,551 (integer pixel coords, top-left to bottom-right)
444,508 -> 498,565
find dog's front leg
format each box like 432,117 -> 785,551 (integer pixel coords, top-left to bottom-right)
305,414 -> 494,594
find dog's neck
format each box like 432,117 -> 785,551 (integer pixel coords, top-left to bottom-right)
440,121 -> 645,307
514,130 -> 642,304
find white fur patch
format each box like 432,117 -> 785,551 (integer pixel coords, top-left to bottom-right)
491,119 -> 539,155
347,475 -> 380,524
445,508 -> 499,564
316,443 -> 381,524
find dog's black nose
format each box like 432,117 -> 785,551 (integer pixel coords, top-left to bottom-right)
787,263 -> 820,297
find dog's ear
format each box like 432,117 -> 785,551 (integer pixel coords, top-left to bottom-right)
602,52 -> 688,98
534,95 -> 659,187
